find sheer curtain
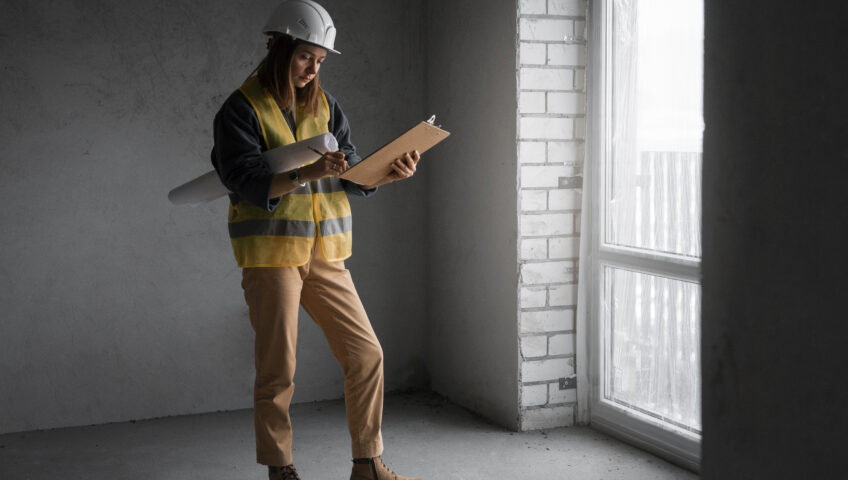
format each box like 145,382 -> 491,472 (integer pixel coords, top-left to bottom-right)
578,0 -> 703,440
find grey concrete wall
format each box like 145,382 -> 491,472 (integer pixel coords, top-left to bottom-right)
0,0 -> 428,434
424,0 -> 520,429
702,1 -> 848,477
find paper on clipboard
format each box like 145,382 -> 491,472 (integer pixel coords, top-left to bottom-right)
340,116 -> 450,186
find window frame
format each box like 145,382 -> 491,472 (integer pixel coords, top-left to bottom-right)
579,0 -> 702,471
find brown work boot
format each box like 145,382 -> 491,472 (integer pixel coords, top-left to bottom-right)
268,464 -> 301,480
350,456 -> 422,480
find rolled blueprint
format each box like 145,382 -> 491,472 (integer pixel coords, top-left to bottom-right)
168,133 -> 339,205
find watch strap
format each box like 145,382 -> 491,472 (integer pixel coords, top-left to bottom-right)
289,169 -> 306,187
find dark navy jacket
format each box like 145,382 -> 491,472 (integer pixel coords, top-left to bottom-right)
211,88 -> 376,212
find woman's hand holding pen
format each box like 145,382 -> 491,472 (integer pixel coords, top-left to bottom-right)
286,147 -> 419,191
299,151 -> 349,181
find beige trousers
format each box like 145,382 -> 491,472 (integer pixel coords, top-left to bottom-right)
241,245 -> 384,467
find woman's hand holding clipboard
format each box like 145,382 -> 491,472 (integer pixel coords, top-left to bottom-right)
340,116 -> 449,186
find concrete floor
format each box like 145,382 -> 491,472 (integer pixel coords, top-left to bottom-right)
0,392 -> 698,480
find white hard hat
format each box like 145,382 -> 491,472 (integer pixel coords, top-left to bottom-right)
263,0 -> 340,54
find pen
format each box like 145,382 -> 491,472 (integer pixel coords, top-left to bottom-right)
307,146 -> 324,156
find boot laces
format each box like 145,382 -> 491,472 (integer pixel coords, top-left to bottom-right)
270,464 -> 301,480
377,457 -> 399,480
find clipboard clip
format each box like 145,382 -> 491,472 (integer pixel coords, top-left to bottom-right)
426,114 -> 442,129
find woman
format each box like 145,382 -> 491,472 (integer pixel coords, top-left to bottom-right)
211,1 -> 422,479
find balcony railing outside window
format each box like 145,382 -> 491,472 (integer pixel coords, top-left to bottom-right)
588,0 -> 704,467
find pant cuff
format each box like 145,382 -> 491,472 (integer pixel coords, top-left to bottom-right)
352,439 -> 383,459
257,449 -> 293,467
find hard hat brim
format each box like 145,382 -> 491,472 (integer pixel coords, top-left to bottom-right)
265,32 -> 341,55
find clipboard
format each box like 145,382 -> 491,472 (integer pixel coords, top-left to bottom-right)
340,115 -> 450,185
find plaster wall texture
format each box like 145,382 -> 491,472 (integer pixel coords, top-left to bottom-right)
424,0 -> 520,429
0,0 -> 428,434
701,0 -> 848,477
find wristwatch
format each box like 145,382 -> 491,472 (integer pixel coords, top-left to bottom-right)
289,168 -> 306,187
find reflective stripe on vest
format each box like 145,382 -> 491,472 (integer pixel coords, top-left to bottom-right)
227,76 -> 353,267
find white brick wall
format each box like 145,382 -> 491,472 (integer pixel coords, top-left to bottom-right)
548,333 -> 574,355
521,190 -> 548,211
520,214 -> 574,237
520,238 -> 548,260
519,91 -> 546,113
521,165 -> 575,188
549,236 -> 579,259
520,0 -> 547,15
520,286 -> 547,308
520,42 -> 547,64
522,358 -> 574,383
548,92 -> 585,114
517,0 -> 586,430
520,309 -> 575,333
548,44 -> 585,65
520,261 -> 574,285
519,141 -> 547,163
548,141 -> 582,165
549,381 -> 578,403
521,335 -> 548,358
548,189 -> 581,210
520,69 -> 574,91
521,384 -> 549,407
520,18 -> 573,41
549,284 -> 576,307
549,0 -> 586,17
521,405 -> 574,430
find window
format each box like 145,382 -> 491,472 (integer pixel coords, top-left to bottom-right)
584,0 -> 703,469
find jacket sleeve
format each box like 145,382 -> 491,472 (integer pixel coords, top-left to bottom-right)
325,91 -> 378,198
210,91 -> 281,211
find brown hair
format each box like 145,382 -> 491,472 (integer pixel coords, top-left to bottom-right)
256,35 -> 323,116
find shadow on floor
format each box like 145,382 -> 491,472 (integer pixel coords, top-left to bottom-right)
0,391 -> 698,479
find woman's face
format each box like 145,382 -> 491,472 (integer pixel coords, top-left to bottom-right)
291,44 -> 327,88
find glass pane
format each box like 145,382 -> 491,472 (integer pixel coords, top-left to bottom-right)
603,266 -> 701,434
606,0 -> 703,258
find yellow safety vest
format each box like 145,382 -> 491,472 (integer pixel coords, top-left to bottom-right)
227,76 -> 353,267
